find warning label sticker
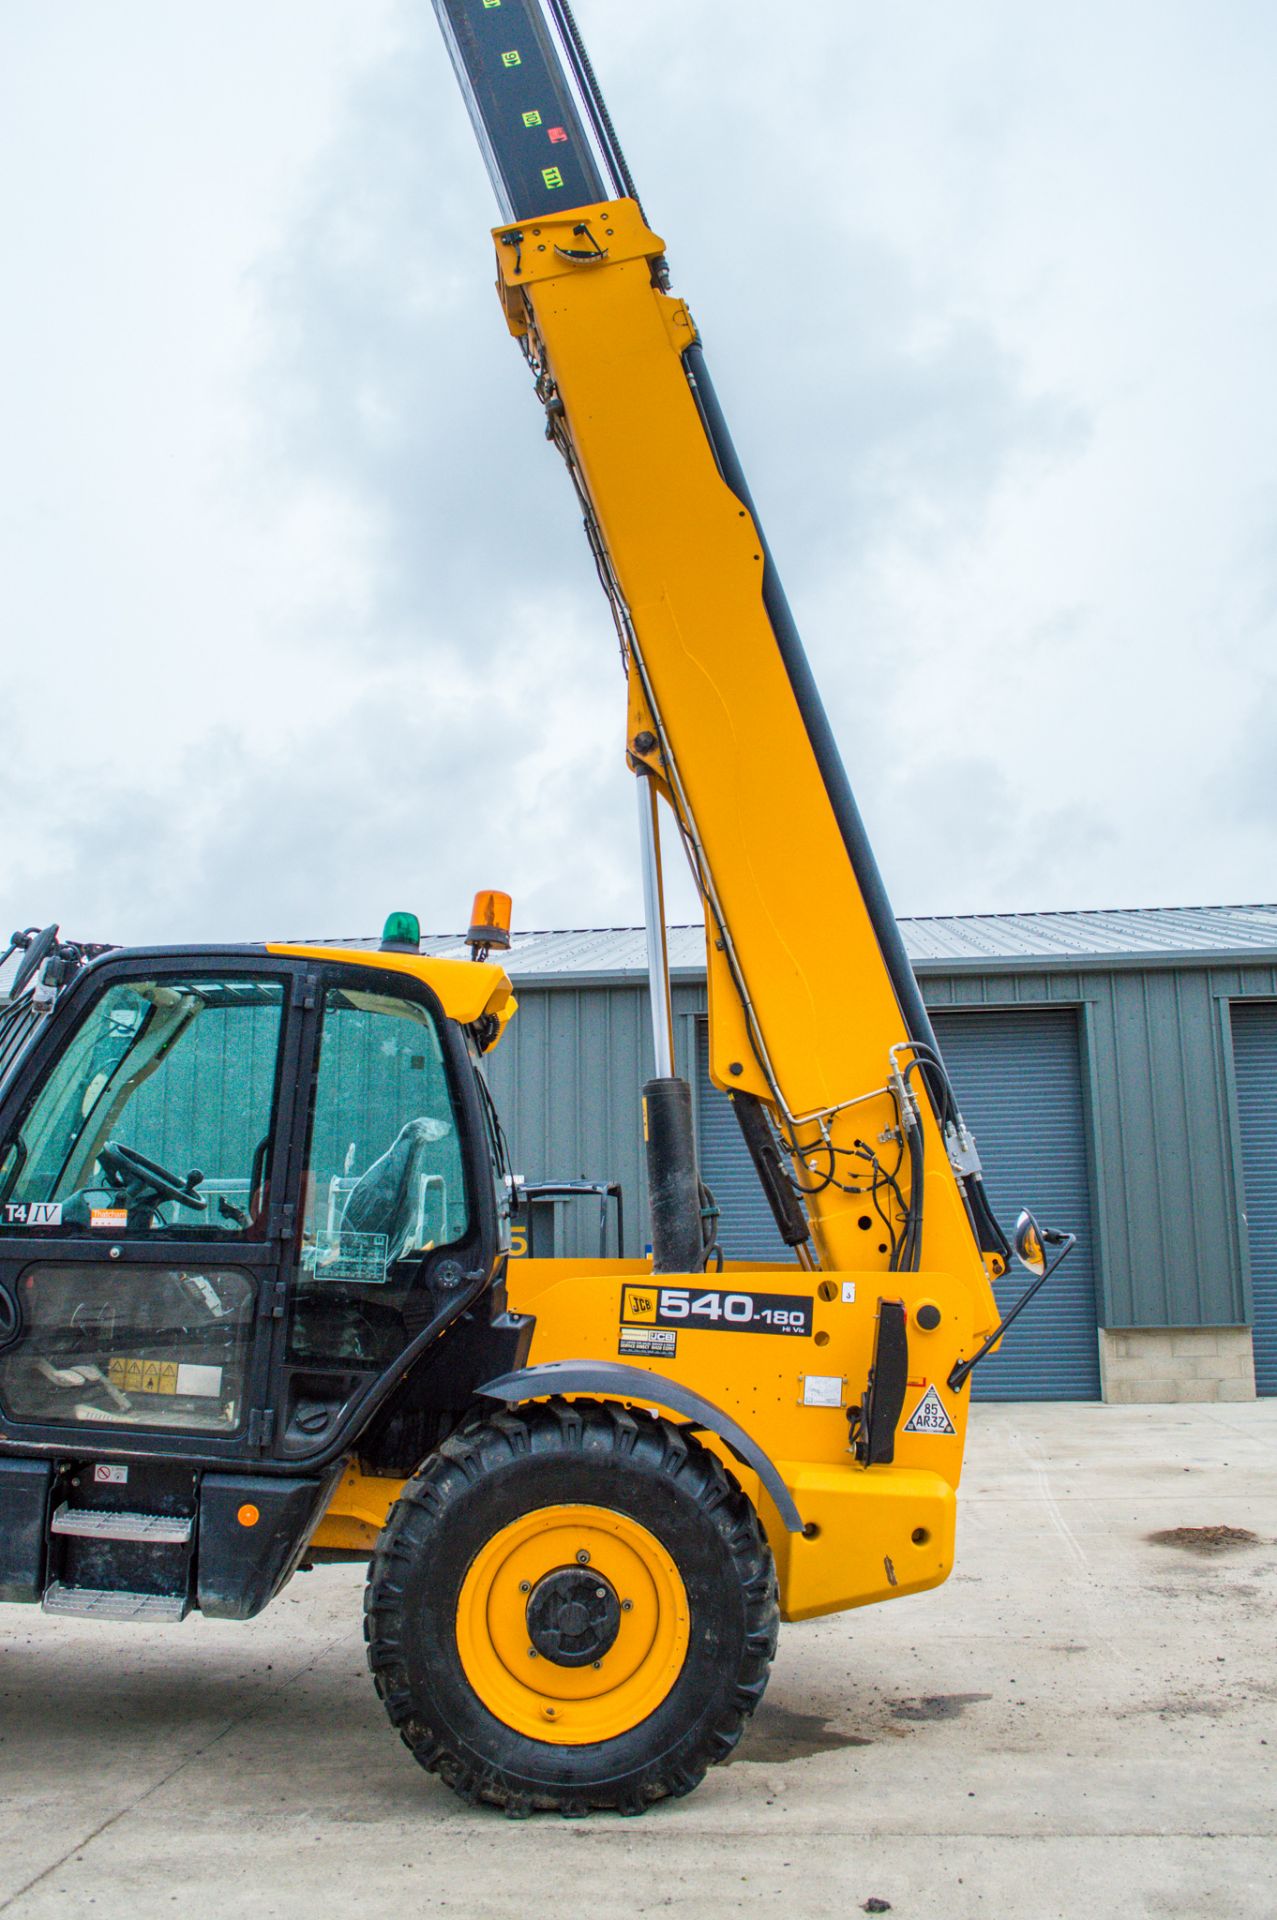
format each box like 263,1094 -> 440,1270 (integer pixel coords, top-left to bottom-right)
106,1358 -> 223,1397
109,1357 -> 179,1396
902,1383 -> 957,1436
618,1327 -> 677,1359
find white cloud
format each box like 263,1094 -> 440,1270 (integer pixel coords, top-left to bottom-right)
2,0 -> 1275,953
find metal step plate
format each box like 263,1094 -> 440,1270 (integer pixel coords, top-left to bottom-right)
42,1582 -> 188,1622
50,1504 -> 193,1545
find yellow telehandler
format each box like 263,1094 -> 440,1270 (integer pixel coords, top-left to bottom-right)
0,0 -> 1071,1814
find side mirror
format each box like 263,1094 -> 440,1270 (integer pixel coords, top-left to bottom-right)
952,1209 -> 1077,1393
1013,1208 -> 1047,1277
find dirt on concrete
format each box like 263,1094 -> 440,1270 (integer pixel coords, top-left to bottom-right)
1146,1524 -> 1260,1554
2,1402 -> 1275,1920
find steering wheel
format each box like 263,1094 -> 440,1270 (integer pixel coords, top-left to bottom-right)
98,1140 -> 208,1211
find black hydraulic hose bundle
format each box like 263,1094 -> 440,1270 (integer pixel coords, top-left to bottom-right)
895,1108 -> 925,1273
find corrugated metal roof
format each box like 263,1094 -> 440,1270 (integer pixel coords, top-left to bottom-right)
308,904 -> 1277,977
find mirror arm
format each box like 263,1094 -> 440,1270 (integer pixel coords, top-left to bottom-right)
948,1232 -> 1077,1393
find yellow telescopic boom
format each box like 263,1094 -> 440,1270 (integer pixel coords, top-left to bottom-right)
433,0 -> 1004,1313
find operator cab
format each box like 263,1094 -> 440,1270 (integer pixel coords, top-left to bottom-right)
0,928 -> 514,1467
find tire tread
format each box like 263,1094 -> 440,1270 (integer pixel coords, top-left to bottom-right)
364,1397 -> 779,1814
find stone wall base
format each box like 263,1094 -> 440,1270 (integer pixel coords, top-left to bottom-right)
1098,1327 -> 1257,1403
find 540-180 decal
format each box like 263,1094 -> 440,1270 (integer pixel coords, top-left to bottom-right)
620,1284 -> 812,1338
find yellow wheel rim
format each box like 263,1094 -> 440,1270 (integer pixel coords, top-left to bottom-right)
455,1503 -> 690,1746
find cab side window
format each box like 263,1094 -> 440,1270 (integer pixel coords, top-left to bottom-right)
302,985 -> 469,1280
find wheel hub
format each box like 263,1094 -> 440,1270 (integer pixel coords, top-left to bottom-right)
526,1567 -> 621,1667
454,1503 -> 690,1745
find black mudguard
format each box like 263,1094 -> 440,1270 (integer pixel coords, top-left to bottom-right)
477,1359 -> 804,1533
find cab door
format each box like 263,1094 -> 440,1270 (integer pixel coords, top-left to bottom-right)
266,964 -> 498,1461
0,954 -> 304,1463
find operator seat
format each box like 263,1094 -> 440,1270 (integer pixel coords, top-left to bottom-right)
340,1115 -> 451,1269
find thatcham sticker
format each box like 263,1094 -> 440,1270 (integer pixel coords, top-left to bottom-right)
3,1202 -> 62,1227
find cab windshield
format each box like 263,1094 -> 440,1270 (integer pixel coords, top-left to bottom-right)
0,975 -> 284,1235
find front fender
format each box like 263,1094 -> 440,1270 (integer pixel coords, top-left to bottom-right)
476,1358 -> 804,1533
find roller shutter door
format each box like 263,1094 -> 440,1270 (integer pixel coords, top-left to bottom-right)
696,1007 -> 1100,1399
931,1009 -> 1100,1400
1229,1004 -> 1277,1396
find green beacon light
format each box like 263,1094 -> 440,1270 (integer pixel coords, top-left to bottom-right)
379,911 -> 421,954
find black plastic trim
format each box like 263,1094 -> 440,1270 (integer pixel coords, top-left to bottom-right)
863,1299 -> 909,1466
729,1091 -> 810,1247
197,1466 -> 343,1619
0,1458 -> 51,1602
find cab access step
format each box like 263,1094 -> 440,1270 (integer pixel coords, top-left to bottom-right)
38,1460 -> 197,1621
0,1457 -> 341,1622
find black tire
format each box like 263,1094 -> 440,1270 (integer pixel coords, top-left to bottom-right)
364,1397 -> 779,1816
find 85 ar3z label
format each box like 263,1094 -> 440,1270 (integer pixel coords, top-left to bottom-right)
620,1284 -> 812,1338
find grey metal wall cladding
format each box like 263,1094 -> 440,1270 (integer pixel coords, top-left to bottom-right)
1229,1004 -> 1277,1394
483,983 -> 704,1259
930,1010 -> 1100,1400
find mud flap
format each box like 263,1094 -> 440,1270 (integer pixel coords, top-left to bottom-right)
0,1460 -> 52,1602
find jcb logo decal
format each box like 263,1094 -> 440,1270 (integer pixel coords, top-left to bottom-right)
623,1287 -> 658,1323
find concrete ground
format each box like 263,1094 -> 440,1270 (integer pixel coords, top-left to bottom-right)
1,1403 -> 1274,1920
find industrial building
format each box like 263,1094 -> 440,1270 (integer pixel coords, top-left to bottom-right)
409,904 -> 1277,1405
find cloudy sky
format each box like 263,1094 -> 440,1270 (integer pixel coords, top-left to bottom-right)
3,1 -> 1275,952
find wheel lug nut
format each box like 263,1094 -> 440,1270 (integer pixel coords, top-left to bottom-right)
621,1599 -> 633,1611
519,1581 -> 531,1593
592,1660 -> 602,1670
576,1550 -> 590,1565
527,1647 -> 538,1659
